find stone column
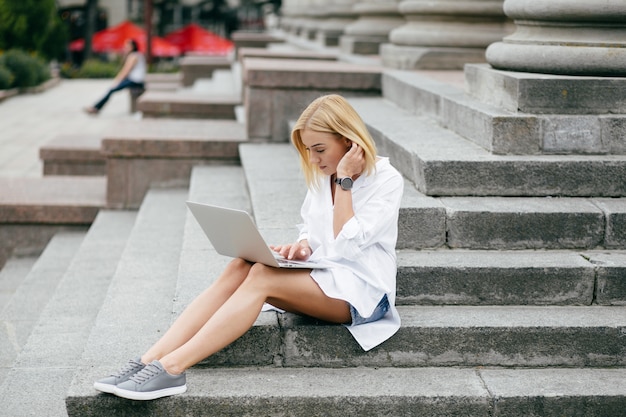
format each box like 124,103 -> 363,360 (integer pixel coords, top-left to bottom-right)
314,0 -> 358,46
381,0 -> 513,69
279,0 -> 300,34
298,0 -> 324,40
486,0 -> 626,76
340,0 -> 405,55
464,0 -> 626,155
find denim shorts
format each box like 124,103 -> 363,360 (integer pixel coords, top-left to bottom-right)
349,294 -> 390,326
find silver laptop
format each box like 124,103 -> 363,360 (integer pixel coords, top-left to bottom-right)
186,201 -> 328,269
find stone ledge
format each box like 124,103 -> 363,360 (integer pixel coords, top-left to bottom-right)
67,367 -> 626,417
102,119 -> 246,209
138,91 -> 240,119
0,176 -> 106,224
179,55 -> 232,86
466,63 -> 626,115
243,57 -> 382,90
244,59 -> 382,141
350,96 -> 626,196
39,134 -> 104,176
238,46 -> 338,64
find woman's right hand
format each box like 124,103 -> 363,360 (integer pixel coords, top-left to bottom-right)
270,241 -> 312,261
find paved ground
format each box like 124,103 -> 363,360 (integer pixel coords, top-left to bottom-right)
0,79 -> 138,178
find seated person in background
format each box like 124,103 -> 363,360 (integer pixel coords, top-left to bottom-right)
84,38 -> 145,115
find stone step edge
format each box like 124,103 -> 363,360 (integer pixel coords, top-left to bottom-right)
66,367 -> 626,417
68,187 -> 189,396
0,176 -> 106,224
349,96 -> 626,197
0,231 -> 85,387
238,143 -> 626,251
395,249 -> 626,306
382,69 -> 626,156
0,210 -> 136,416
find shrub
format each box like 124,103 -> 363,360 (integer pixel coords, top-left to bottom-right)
74,59 -> 120,79
1,49 -> 50,88
0,65 -> 13,89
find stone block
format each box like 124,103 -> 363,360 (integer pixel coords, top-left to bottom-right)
441,197 -> 605,250
238,47 -> 337,64
397,183 -> 446,249
103,121 -> 244,209
39,134 -> 105,176
586,252 -> 626,306
397,250 -> 595,305
381,43 -> 488,70
232,31 -> 285,57
138,91 -> 239,119
180,55 -> 232,86
243,58 -> 382,141
593,198 -> 626,248
466,63 -> 626,114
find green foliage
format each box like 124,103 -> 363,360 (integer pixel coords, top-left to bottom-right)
0,0 -> 68,59
1,49 -> 50,88
62,59 -> 120,79
0,64 -> 13,89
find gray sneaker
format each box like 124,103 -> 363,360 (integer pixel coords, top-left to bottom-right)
94,357 -> 145,393
114,360 -> 187,400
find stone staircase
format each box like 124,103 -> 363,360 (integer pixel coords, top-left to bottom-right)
1,35 -> 625,417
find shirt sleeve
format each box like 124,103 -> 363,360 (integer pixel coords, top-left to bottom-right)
327,171 -> 404,261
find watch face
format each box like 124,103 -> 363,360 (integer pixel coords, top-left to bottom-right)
341,177 -> 353,190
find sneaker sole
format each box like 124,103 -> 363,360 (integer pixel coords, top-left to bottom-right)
93,381 -> 116,394
114,384 -> 187,401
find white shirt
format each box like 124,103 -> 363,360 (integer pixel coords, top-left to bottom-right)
127,52 -> 146,83
299,157 -> 404,351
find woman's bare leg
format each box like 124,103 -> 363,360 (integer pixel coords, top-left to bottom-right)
141,258 -> 252,364
159,263 -> 351,374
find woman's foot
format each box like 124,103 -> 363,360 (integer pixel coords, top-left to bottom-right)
93,357 -> 146,393
83,106 -> 99,115
114,360 -> 187,400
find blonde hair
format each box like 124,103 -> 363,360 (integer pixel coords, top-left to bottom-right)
291,94 -> 377,189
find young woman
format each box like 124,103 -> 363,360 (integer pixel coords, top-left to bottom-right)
94,94 -> 404,400
84,38 -> 146,114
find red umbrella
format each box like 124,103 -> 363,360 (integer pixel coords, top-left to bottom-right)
70,20 -> 181,57
164,24 -> 233,55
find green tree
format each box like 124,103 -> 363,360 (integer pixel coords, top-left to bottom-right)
0,0 -> 68,59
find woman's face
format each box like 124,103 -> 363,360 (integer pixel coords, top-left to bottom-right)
300,129 -> 350,176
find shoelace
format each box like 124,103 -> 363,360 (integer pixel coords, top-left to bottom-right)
129,363 -> 161,384
112,358 -> 143,378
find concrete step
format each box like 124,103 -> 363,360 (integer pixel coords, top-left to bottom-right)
138,90 -> 240,119
396,249 -> 613,306
349,96 -> 626,197
0,175 -> 106,270
66,366 -> 626,417
0,210 -> 136,417
0,232 -> 85,389
0,255 -> 37,312
238,143 -> 625,251
179,55 -> 232,87
39,134 -> 105,176
67,187 -> 189,408
383,68 -> 626,156
100,118 -> 246,209
179,165 -> 282,367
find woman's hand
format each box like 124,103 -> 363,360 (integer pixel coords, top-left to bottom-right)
336,142 -> 365,179
270,241 -> 312,261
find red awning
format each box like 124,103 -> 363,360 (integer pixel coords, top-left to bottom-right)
70,20 -> 181,57
164,24 -> 233,55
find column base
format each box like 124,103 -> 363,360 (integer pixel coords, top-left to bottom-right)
381,44 -> 486,70
339,35 -> 388,55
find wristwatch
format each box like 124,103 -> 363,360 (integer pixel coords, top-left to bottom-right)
334,176 -> 353,190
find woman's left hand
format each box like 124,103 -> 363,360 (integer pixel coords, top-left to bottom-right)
270,241 -> 312,260
336,142 -> 365,179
